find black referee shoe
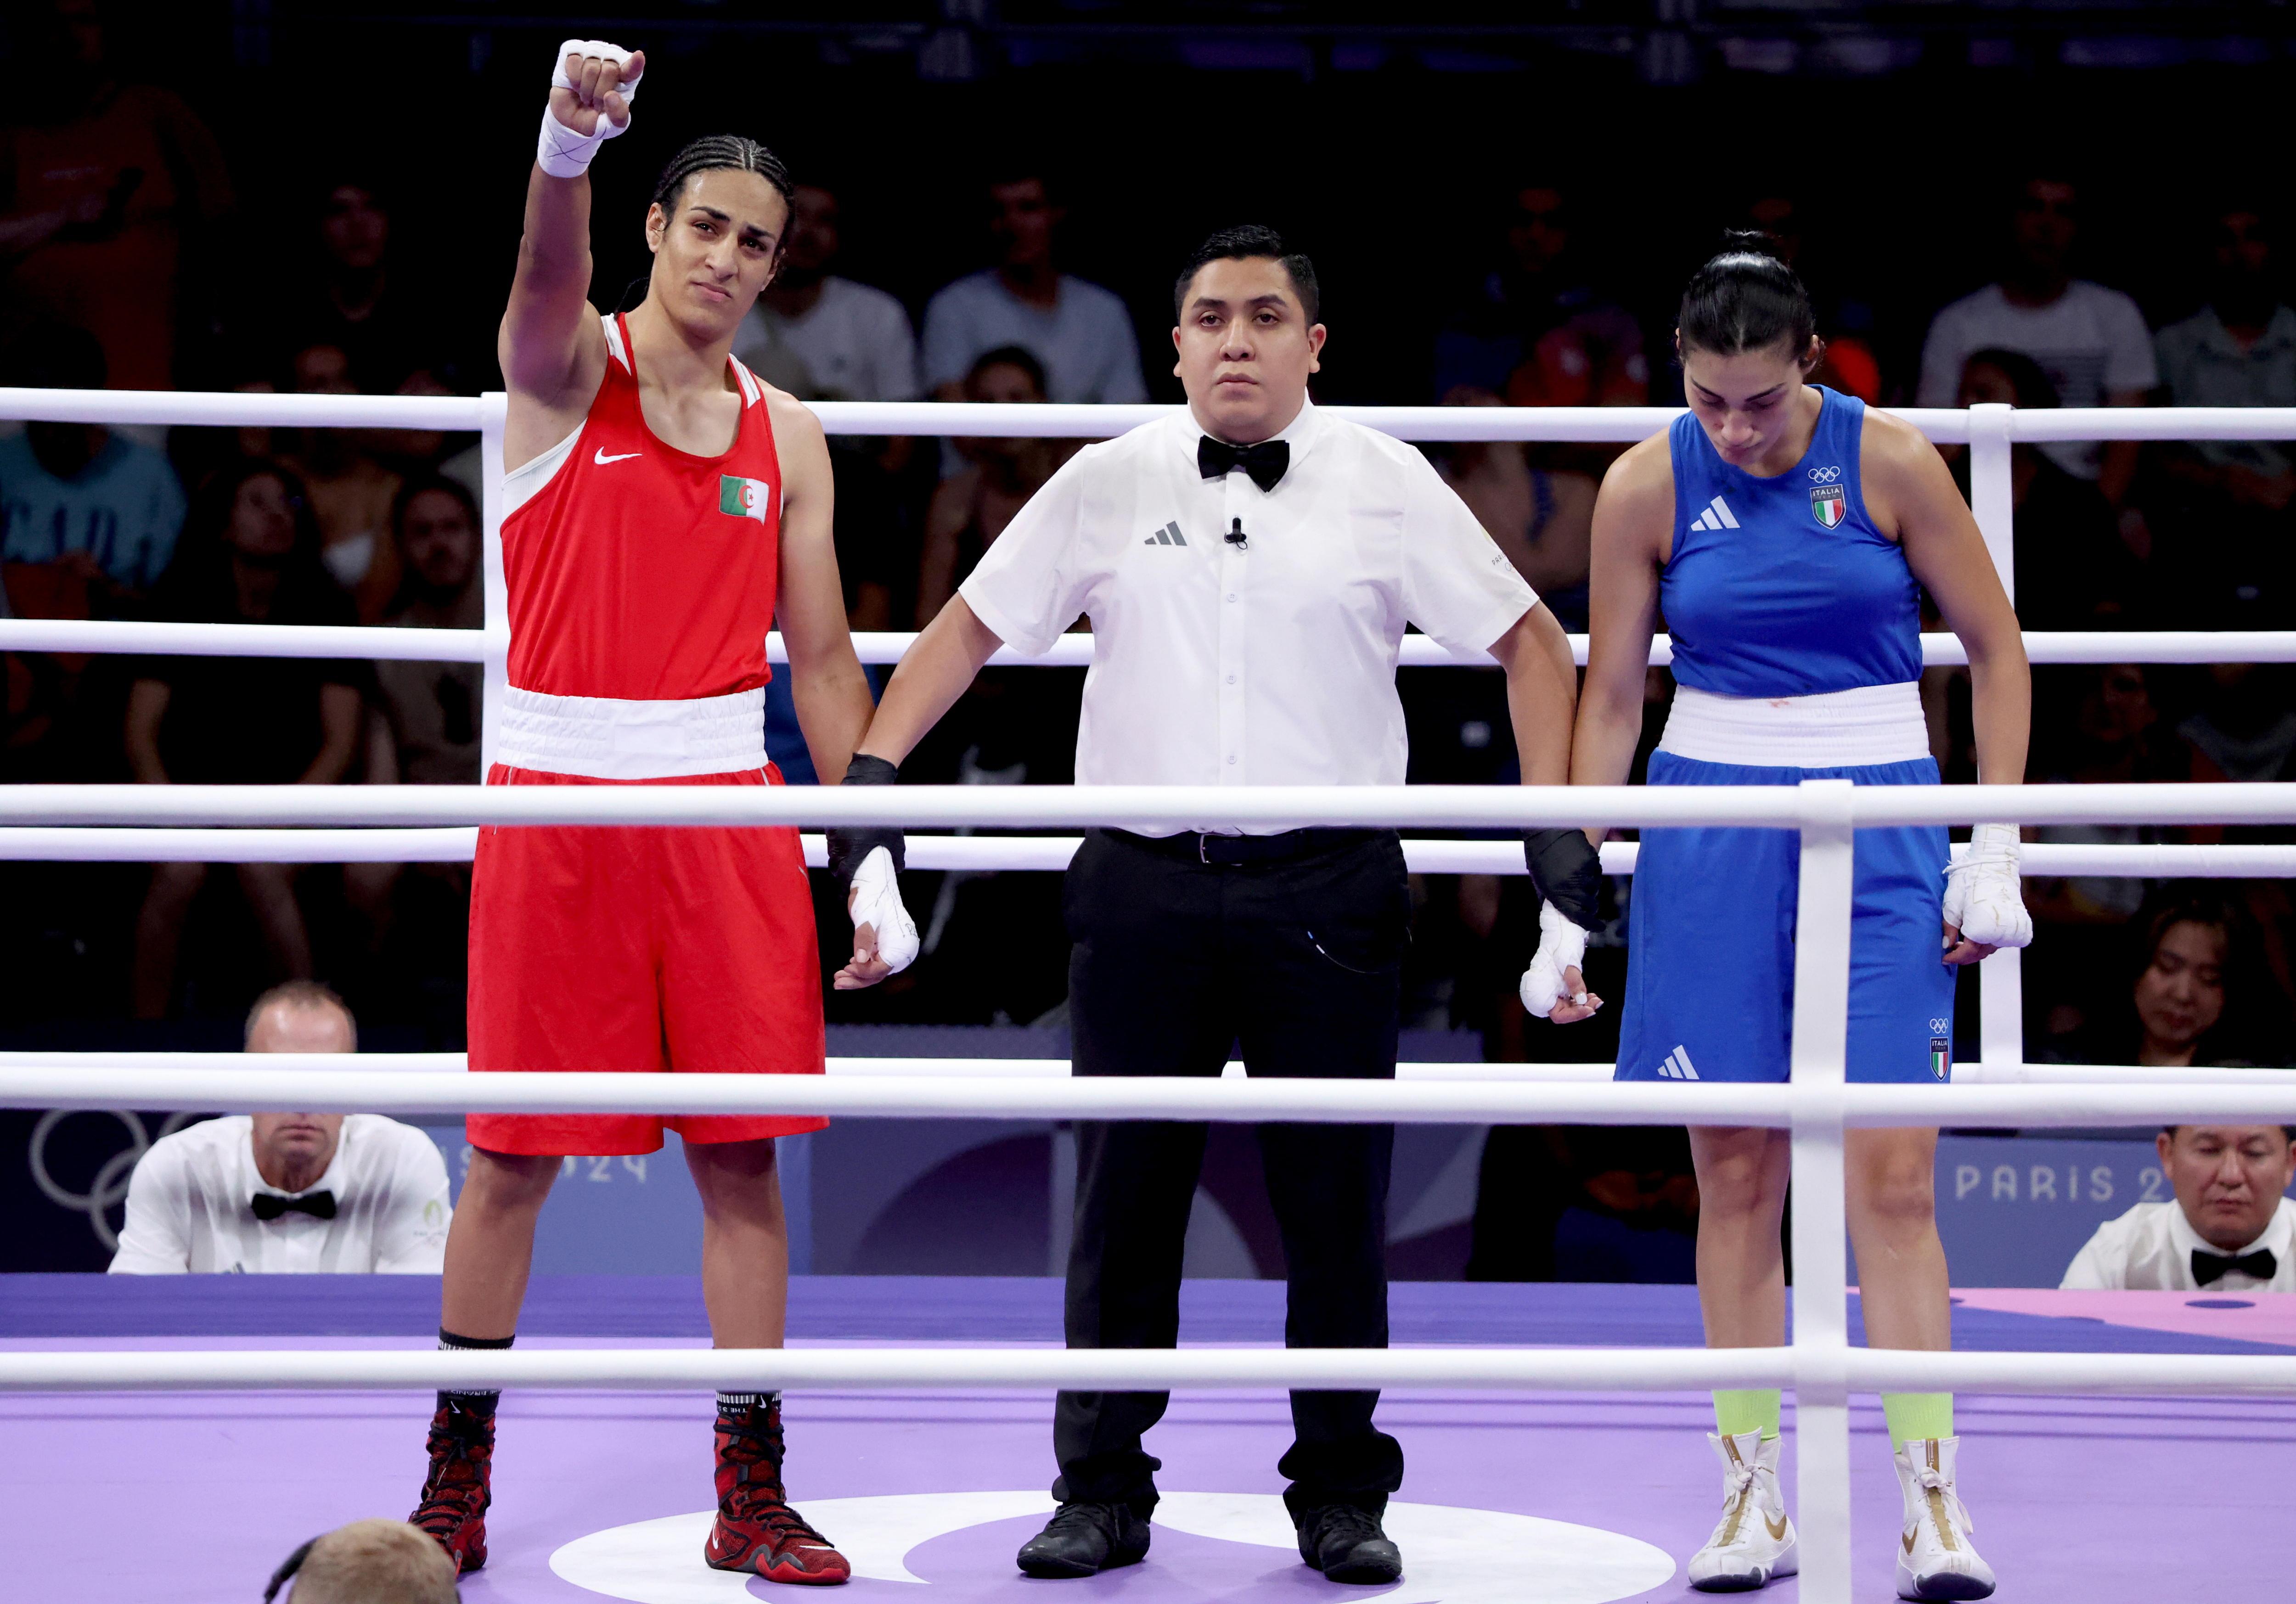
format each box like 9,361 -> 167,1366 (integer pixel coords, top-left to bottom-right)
1296,1504 -> 1403,1585
1015,1501 -> 1151,1578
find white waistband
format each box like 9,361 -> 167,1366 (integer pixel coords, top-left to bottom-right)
495,685 -> 768,780
1657,681 -> 1930,767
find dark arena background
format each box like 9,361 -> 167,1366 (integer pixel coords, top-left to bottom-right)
3,5 -> 2295,1603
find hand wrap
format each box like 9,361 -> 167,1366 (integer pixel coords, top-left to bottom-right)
1519,901 -> 1593,1019
1524,827 -> 1602,931
827,754 -> 906,882
848,846 -> 920,976
538,39 -> 642,179
1942,822 -> 2033,950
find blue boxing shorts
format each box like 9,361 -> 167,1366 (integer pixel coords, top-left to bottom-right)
1615,751 -> 1956,1086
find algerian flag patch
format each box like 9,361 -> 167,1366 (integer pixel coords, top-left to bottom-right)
720,475 -> 772,522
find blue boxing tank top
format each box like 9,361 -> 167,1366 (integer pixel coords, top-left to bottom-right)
1660,386 -> 1922,698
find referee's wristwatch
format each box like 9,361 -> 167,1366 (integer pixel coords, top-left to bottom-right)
828,754 -> 906,883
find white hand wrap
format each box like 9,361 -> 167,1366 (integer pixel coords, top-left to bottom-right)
849,846 -> 920,975
1943,821 -> 2033,951
538,39 -> 641,179
1519,900 -> 1592,1019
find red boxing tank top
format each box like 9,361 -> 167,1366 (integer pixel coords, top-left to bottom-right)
500,313 -> 783,702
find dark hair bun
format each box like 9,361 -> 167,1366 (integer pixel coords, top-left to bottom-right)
1712,227 -> 1784,263
1679,231 -> 1815,360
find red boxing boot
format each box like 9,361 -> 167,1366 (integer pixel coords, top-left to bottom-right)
409,1400 -> 494,1575
703,1398 -> 850,1585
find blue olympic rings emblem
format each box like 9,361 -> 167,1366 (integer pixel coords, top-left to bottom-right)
1928,1018 -> 1953,1034
1809,466 -> 1843,483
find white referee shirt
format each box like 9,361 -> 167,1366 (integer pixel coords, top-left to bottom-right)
108,1114 -> 452,1275
2060,1196 -> 2296,1293
958,400 -> 1536,833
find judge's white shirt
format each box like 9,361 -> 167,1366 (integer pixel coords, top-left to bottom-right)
2060,1195 -> 2296,1293
108,1114 -> 451,1275
958,400 -> 1536,832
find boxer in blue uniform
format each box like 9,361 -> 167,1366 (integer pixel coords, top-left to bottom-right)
1549,235 -> 2032,1601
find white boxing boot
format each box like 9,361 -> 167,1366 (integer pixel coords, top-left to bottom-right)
1686,1430 -> 1798,1592
1892,1438 -> 1996,1601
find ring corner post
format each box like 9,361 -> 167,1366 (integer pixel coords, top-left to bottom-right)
1789,777 -> 1854,1603
478,391 -> 511,777
1966,401 -> 2015,605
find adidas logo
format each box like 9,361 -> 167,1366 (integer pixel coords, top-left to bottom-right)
1656,1046 -> 1700,1080
1143,520 -> 1187,546
1688,496 -> 1740,532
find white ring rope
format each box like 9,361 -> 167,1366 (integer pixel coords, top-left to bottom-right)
4,1065 -> 2293,1127
1,780 -> 2292,830
0,828 -> 2286,879
6,1344 -> 2296,1397
0,1052 -> 2287,1088
9,619 -> 2296,669
13,386 -> 2296,443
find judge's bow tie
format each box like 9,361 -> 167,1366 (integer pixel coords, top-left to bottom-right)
2192,1245 -> 2276,1287
1198,435 -> 1290,493
252,1191 -> 336,1222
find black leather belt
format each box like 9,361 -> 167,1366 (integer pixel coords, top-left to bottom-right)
1109,827 -> 1383,866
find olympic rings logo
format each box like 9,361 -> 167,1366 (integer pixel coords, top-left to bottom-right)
28,1108 -> 199,1252
1929,1018 -> 1953,1034
1809,466 -> 1843,483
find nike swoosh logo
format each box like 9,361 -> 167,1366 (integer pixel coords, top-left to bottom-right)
1766,1513 -> 1789,1542
594,448 -> 641,466
1902,1527 -> 1917,1554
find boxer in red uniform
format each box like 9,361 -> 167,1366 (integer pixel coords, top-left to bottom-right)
409,40 -> 917,1587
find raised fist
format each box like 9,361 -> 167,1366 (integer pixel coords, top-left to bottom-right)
548,41 -> 644,140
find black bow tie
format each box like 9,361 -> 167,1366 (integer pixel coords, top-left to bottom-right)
1199,435 -> 1290,493
2192,1246 -> 2276,1287
252,1191 -> 336,1222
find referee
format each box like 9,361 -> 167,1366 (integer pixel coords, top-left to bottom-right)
835,226 -> 1592,1586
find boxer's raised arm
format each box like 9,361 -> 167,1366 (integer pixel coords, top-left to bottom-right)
499,43 -> 644,433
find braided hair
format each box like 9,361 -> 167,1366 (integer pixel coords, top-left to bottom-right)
649,135 -> 795,241
1678,229 -> 1818,365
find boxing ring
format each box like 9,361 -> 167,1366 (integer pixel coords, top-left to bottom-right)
4,389 -> 2296,1602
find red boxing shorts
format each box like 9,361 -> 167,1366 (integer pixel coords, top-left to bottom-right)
466,763 -> 827,1156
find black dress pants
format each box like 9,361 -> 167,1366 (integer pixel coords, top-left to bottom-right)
1051,828 -> 1408,1520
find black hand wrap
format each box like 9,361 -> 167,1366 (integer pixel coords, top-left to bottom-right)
827,754 -> 905,884
1524,827 -> 1602,931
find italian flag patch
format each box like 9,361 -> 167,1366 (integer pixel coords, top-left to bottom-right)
720,475 -> 772,522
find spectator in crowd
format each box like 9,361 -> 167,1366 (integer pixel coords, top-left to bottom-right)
1432,183 -> 1647,408
2048,890 -> 2285,1069
2022,667 -> 2192,1046
268,176 -> 462,397
920,169 -> 1146,406
915,347 -> 1061,624
730,178 -> 917,635
2150,206 -> 2296,625
1917,175 -> 2154,505
264,1518 -> 459,1604
279,342 -> 405,620
1741,193 -> 1882,402
109,982 -> 450,1273
2061,1125 -> 2295,1292
1435,387 -> 1597,631
0,321 -> 184,606
1948,348 -> 2140,630
733,180 -> 919,403
2178,663 -> 2296,784
0,0 -> 235,391
125,461 -> 363,1019
347,476 -> 482,950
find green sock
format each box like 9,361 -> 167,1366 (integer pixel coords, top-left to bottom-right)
1713,1389 -> 1781,1442
1882,1392 -> 1953,1449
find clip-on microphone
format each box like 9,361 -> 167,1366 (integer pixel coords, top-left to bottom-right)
1226,517 -> 1249,552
